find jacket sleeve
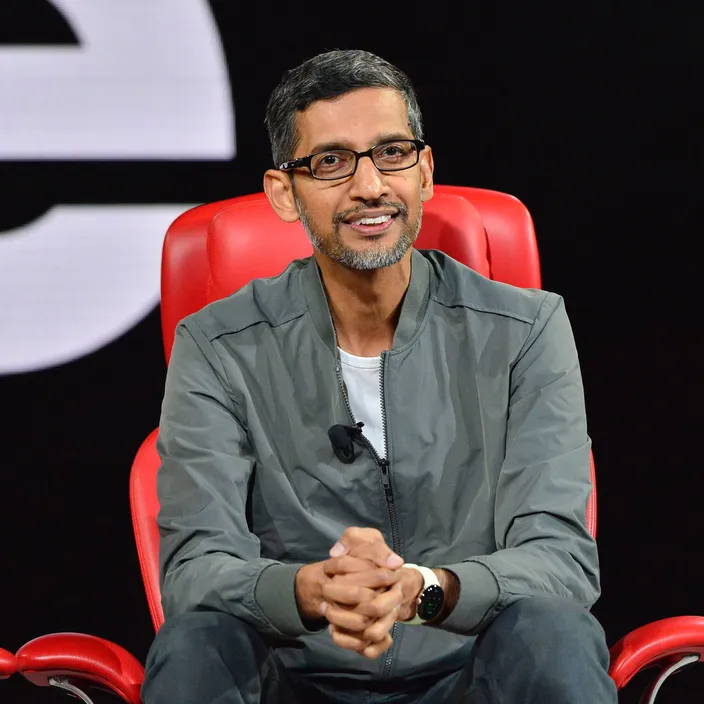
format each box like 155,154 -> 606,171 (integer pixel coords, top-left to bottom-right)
156,320 -> 323,638
438,293 -> 600,635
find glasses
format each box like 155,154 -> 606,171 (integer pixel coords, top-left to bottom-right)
279,139 -> 426,181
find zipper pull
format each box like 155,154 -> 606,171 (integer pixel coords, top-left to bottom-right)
380,459 -> 392,493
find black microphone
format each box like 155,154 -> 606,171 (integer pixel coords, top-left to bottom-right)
328,422 -> 364,464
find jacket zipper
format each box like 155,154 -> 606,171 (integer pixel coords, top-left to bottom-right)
335,351 -> 400,680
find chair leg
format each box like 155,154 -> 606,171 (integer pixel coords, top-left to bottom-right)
49,676 -> 96,704
639,654 -> 699,704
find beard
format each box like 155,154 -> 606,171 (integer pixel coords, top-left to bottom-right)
295,195 -> 422,271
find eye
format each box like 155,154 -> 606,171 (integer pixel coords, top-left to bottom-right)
380,144 -> 406,157
374,141 -> 417,169
320,153 -> 342,166
311,150 -> 355,177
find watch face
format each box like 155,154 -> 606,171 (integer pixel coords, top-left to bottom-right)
418,584 -> 445,621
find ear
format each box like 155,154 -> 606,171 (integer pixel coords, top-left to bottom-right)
419,144 -> 434,203
263,169 -> 300,223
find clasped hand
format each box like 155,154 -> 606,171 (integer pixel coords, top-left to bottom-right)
320,528 -> 423,660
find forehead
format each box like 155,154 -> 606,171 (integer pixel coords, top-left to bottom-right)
295,87 -> 411,154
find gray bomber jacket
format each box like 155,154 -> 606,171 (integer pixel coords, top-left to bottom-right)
156,248 -> 600,683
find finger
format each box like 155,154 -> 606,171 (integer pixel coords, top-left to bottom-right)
355,584 -> 405,620
328,626 -> 394,659
325,563 -> 402,589
322,582 -> 378,606
363,603 -> 400,644
329,625 -> 370,653
361,633 -> 394,659
324,602 -> 374,632
345,541 -> 404,570
322,569 -> 400,607
331,527 -> 386,557
323,555 -> 377,577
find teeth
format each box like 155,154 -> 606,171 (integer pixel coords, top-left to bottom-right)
355,215 -> 392,225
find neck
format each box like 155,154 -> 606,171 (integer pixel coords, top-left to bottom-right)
316,251 -> 412,357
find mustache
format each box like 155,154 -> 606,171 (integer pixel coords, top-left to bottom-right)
333,201 -> 409,225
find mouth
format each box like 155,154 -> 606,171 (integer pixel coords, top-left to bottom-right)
343,211 -> 399,236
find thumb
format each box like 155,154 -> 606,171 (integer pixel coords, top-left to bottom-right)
329,541 -> 348,557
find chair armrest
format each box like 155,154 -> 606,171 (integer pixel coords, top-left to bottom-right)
609,615 -> 704,689
16,632 -> 144,704
0,648 -> 17,679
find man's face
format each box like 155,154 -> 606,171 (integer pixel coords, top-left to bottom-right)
291,87 -> 433,271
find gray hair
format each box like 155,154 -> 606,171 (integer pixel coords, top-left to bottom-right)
265,49 -> 424,168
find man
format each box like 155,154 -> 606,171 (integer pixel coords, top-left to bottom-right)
142,50 -> 617,703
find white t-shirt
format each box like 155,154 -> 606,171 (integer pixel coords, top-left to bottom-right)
338,348 -> 385,458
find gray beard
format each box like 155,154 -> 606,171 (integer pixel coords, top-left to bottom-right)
296,197 -> 422,271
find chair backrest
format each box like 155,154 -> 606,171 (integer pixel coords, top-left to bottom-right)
160,186 -> 541,363
131,185 -> 595,632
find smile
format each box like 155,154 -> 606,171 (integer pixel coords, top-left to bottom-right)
345,213 -> 397,235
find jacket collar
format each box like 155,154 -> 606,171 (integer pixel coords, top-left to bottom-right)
301,248 -> 431,356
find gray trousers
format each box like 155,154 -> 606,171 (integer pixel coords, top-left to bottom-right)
142,595 -> 617,703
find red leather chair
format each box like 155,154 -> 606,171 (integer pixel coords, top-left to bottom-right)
15,186 -> 704,704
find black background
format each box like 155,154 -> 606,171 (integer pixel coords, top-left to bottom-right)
1,1 -> 702,701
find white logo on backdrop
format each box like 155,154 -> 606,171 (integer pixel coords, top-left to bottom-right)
0,0 -> 234,374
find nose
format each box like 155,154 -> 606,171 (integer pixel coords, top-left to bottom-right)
347,154 -> 390,202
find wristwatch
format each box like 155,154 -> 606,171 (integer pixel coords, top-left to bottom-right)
401,563 -> 445,625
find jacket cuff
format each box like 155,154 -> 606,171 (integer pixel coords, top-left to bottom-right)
254,563 -> 326,638
439,561 -> 500,634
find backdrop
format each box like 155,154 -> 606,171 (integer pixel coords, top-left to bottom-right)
1,2 -> 701,702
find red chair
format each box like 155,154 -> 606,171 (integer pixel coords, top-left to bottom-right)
15,186 -> 704,704
0,648 -> 17,680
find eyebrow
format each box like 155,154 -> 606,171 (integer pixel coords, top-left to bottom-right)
308,132 -> 414,155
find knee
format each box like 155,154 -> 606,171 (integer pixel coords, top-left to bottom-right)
483,595 -> 609,662
509,594 -> 598,627
474,597 -> 616,702
145,610 -> 258,671
142,612 -> 263,704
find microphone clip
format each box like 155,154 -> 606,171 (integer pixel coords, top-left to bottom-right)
328,422 -> 365,464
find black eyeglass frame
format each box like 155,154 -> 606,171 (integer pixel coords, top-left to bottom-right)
278,139 -> 426,181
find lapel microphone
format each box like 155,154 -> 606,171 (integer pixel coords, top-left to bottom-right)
328,422 -> 365,464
